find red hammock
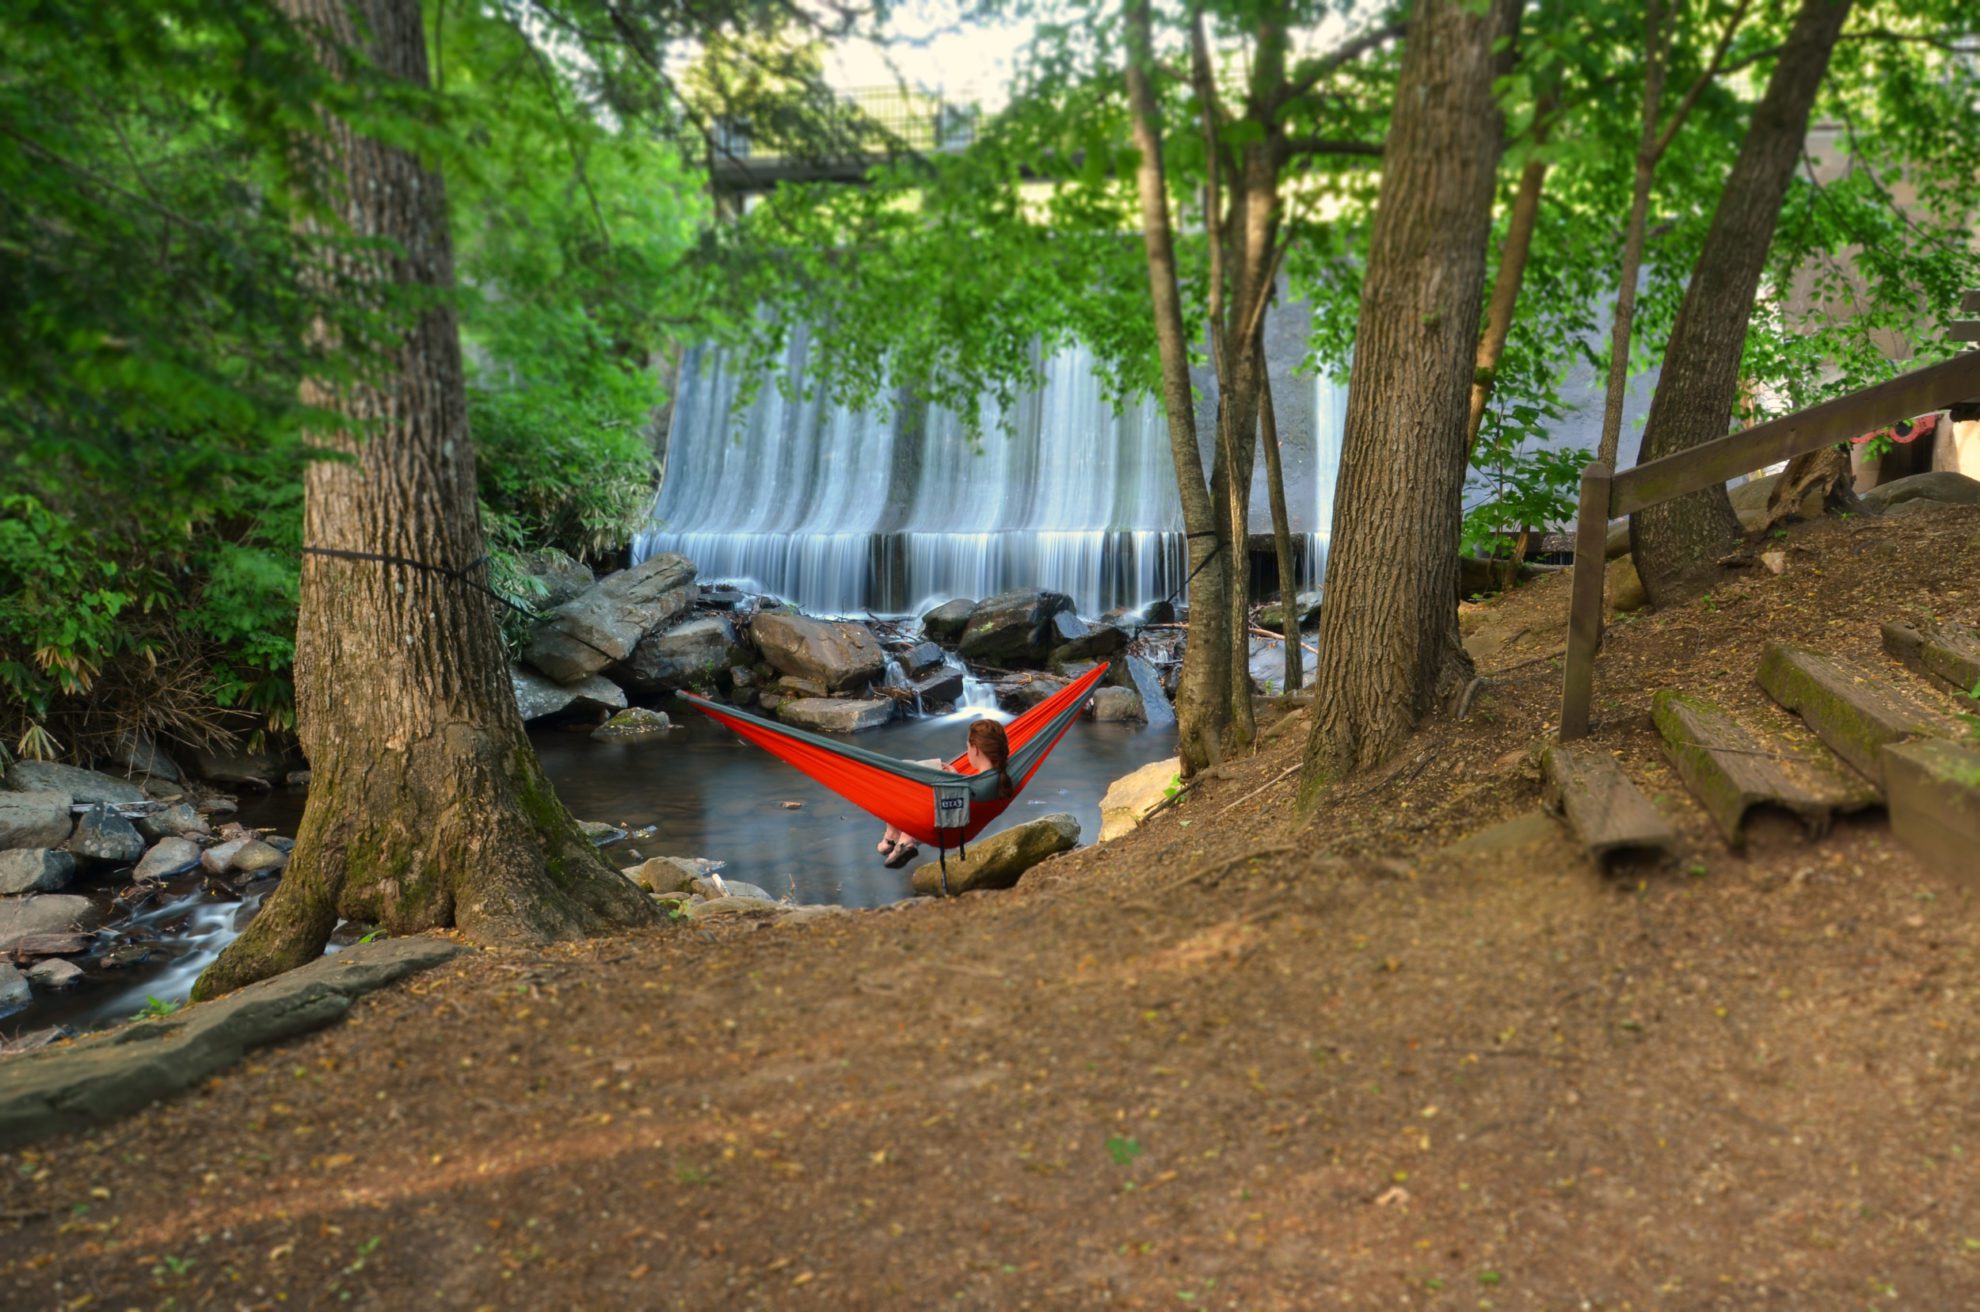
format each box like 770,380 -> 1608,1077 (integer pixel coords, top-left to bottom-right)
680,662 -> 1110,852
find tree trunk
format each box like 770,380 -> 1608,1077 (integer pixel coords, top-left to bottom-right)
1258,359 -> 1300,692
1125,0 -> 1229,774
1301,0 -> 1517,790
196,0 -> 651,1000
1629,0 -> 1853,604
1465,118 -> 1552,449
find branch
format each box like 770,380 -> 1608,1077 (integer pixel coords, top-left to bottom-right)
1651,0 -> 1754,163
1189,7 -> 1229,373
1723,25 -> 1980,77
1282,135 -> 1385,158
1280,17 -> 1408,105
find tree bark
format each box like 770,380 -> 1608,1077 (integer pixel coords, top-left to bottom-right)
1258,357 -> 1300,691
1466,133 -> 1551,450
1301,0 -> 1517,790
1630,0 -> 1853,604
1125,0 -> 1229,775
196,0 -> 651,1000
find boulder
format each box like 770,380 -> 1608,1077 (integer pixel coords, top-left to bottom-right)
920,598 -> 976,644
227,839 -> 289,876
685,896 -> 781,920
134,837 -> 202,881
523,553 -> 698,683
1049,624 -> 1131,669
106,730 -> 182,785
0,895 -> 95,950
900,641 -> 948,680
1090,687 -> 1146,724
0,964 -> 28,1010
0,791 -> 73,851
65,806 -> 145,865
1730,472 -> 1825,533
1607,554 -> 1648,615
1256,591 -> 1323,631
24,959 -> 82,992
0,851 -> 77,895
591,708 -> 672,741
1862,471 -> 1980,514
689,876 -> 773,902
750,613 -> 886,692
616,617 -> 748,694
622,855 -> 711,895
1140,599 -> 1177,625
135,803 -> 207,842
997,675 -> 1068,713
519,547 -> 595,609
512,666 -> 627,722
200,838 -> 249,875
1120,654 -> 1176,726
910,813 -> 1079,896
1099,757 -> 1180,842
3,762 -> 146,806
191,747 -> 283,788
1885,497 -> 1966,519
775,698 -> 896,734
958,591 -> 1078,666
909,669 -> 966,707
773,674 -> 830,698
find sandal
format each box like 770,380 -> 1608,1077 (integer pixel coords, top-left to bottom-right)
882,842 -> 920,869
877,837 -> 898,856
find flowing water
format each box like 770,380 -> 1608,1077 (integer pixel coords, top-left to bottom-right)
638,329 -> 1350,616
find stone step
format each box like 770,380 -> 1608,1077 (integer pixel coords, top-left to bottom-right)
1541,744 -> 1680,871
1756,643 -> 1949,790
1881,739 -> 1980,886
1651,690 -> 1879,850
1881,619 -> 1980,696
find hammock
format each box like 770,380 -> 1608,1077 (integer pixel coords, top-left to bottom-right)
680,662 -> 1110,870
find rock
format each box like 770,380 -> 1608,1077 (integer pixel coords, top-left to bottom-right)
578,821 -> 627,846
99,943 -> 151,970
700,585 -> 747,610
134,837 -> 202,881
1605,520 -> 1631,560
1860,470 -> 1980,514
285,771 -> 312,789
3,762 -> 146,806
1140,599 -> 1176,625
750,613 -> 887,692
1761,549 -> 1788,574
773,674 -> 831,699
997,676 -> 1068,713
0,936 -> 465,1150
920,598 -> 977,644
1090,687 -> 1146,724
0,851 -> 76,895
512,666 -> 627,721
0,791 -> 74,851
900,641 -> 948,680
617,617 -> 748,694
908,669 -> 966,707
199,838 -> 249,875
1256,592 -> 1323,630
958,591 -> 1077,666
135,804 -> 207,842
1121,654 -> 1176,726
0,895 -> 95,950
1885,497 -> 1967,519
191,747 -> 283,788
775,698 -> 896,734
0,964 -> 28,1010
689,876 -> 773,902
519,548 -> 595,609
1730,472 -> 1824,533
7,934 -> 91,959
1607,554 -> 1648,615
106,730 -> 183,785
591,707 -> 673,741
622,855 -> 711,894
226,840 -> 288,876
910,813 -> 1079,896
1049,624 -> 1131,668
685,896 -> 781,920
65,806 -> 145,865
24,959 -> 82,992
1100,758 -> 1180,842
729,665 -> 757,691
524,553 -> 698,683
1050,610 -> 1089,644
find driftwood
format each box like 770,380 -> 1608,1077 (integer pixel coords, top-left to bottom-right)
1755,445 -> 1860,536
1247,625 -> 1319,657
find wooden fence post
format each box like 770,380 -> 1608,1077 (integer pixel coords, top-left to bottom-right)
1558,460 -> 1614,742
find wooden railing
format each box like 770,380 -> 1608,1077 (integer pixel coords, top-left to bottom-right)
1558,348 -> 1980,741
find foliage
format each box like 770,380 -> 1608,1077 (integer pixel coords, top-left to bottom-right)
1462,396 -> 1589,561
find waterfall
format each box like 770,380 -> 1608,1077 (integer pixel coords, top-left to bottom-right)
636,324 -> 1350,617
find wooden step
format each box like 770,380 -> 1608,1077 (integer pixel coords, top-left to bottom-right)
1882,739 -> 1980,886
1881,619 -> 1980,696
1651,689 -> 1879,849
1542,744 -> 1680,871
1756,643 -> 1948,789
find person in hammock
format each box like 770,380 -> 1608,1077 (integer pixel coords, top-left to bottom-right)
878,719 -> 1015,868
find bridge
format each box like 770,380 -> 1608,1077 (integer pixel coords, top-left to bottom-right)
706,85 -> 978,197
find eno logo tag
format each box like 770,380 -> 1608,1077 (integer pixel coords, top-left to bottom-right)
933,785 -> 971,829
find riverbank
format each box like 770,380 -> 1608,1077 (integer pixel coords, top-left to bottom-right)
3,502 -> 1977,1307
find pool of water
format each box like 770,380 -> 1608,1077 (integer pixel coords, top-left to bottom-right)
3,692 -> 1175,1038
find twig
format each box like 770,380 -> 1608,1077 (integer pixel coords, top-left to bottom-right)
1215,761 -> 1303,818
1130,843 -> 1301,906
1248,625 -> 1318,656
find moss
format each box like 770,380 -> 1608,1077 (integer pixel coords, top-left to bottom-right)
1757,643 -> 1938,787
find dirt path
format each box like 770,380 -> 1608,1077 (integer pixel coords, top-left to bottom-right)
4,508 -> 1978,1310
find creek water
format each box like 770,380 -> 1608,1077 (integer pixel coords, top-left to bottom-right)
3,688 -> 1175,1039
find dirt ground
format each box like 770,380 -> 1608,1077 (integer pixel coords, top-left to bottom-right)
4,506 -> 1979,1310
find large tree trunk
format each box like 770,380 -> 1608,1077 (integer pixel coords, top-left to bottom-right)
1301,0 -> 1517,790
196,0 -> 651,1000
1629,0 -> 1853,604
1125,0 -> 1229,774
